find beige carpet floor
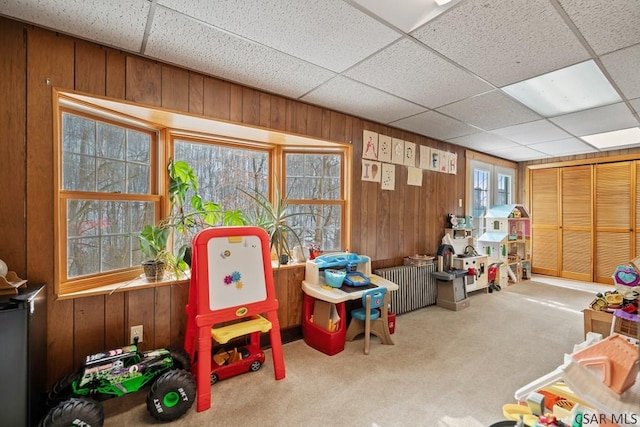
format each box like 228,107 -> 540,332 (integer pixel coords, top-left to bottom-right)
103,278 -> 599,427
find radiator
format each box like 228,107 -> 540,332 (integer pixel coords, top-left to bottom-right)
373,264 -> 436,314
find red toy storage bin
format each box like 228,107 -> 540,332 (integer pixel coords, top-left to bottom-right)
302,293 -> 346,356
388,311 -> 396,334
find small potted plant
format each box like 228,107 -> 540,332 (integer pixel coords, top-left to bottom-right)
138,224 -> 175,281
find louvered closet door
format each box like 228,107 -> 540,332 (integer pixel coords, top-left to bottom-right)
595,162 -> 632,284
531,168 -> 559,275
561,166 -> 592,281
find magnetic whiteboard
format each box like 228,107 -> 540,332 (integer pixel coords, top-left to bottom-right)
206,234 -> 267,311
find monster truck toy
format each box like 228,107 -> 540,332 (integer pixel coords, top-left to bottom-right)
40,344 -> 196,427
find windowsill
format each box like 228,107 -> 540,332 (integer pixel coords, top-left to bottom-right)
58,272 -> 190,300
59,261 -> 306,300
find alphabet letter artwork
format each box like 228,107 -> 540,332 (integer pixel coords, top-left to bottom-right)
362,159 -> 381,182
363,130 -> 378,160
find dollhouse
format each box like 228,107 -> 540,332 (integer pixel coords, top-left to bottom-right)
477,204 -> 531,284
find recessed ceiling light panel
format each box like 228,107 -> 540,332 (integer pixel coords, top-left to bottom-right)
502,60 -> 621,117
581,127 -> 640,149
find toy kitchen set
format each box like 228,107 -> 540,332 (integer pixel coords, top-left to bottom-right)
301,252 -> 398,356
432,243 -> 488,311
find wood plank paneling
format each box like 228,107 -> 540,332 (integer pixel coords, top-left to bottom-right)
203,77 -> 230,120
170,284 -> 190,347
27,26 -> 76,385
0,18 -> 27,274
106,49 -> 126,99
188,73 -> 204,115
126,56 -> 161,106
126,288 -> 155,350
73,296 -> 106,367
242,87 -> 260,126
154,286 -> 172,348
230,83 -> 243,123
105,292 -> 125,349
75,41 -> 105,94
161,65 -> 189,111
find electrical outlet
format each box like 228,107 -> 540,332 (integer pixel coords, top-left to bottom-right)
130,325 -> 143,344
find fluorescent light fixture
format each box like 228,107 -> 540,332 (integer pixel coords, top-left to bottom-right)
502,60 -> 621,117
581,127 -> 640,149
435,0 -> 453,5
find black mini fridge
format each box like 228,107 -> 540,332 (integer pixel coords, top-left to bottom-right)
0,284 -> 47,427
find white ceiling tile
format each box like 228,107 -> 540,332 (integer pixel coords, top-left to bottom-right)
557,0 -> 640,55
156,0 -> 401,73
344,38 -> 493,108
527,138 -> 598,156
391,110 -> 480,141
447,132 -> 521,151
145,8 -> 335,99
601,44 -> 640,100
492,120 -> 573,145
351,0 -> 462,32
484,145 -> 551,161
549,102 -> 639,136
0,0 -> 149,52
301,76 -> 427,124
631,98 -> 640,114
411,0 -> 590,86
437,90 -> 542,131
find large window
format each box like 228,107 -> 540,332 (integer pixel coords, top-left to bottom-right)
59,111 -> 158,292
56,95 -> 348,295
468,159 -> 515,236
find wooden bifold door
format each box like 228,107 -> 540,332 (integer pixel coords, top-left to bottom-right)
529,160 -> 638,285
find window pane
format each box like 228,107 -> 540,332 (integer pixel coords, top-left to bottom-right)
63,113 -> 95,155
174,140 -> 269,213
66,199 -> 154,278
127,130 -> 151,163
96,122 -> 125,160
63,153 -> 96,191
285,153 -> 341,200
289,204 -> 342,252
473,169 -> 490,231
497,174 -> 511,205
97,159 -> 126,193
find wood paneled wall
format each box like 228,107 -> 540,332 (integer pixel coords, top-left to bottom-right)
1,18 -> 467,386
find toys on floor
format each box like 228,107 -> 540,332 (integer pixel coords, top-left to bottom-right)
210,345 -> 265,384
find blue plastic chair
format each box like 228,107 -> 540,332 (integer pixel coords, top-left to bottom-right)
347,287 -> 387,354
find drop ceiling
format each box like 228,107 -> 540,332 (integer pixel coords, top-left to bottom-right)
2,0 -> 639,162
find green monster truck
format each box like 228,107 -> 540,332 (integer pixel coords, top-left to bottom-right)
40,344 -> 196,427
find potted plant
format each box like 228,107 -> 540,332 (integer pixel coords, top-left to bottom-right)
239,184 -> 311,266
138,224 -> 174,281
138,159 -> 245,280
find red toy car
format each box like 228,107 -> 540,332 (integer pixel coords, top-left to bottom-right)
209,345 -> 265,384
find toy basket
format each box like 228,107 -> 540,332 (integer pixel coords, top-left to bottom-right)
324,269 -> 346,288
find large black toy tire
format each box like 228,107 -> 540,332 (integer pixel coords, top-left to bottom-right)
146,369 -> 196,421
46,371 -> 82,406
168,346 -> 192,371
39,398 -> 104,427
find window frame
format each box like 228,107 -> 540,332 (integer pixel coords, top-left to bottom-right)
55,106 -> 164,295
281,148 -> 348,252
53,90 -> 351,298
466,155 -> 517,237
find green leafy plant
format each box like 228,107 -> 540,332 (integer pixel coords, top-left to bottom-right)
138,159 -> 245,279
239,184 -> 311,265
